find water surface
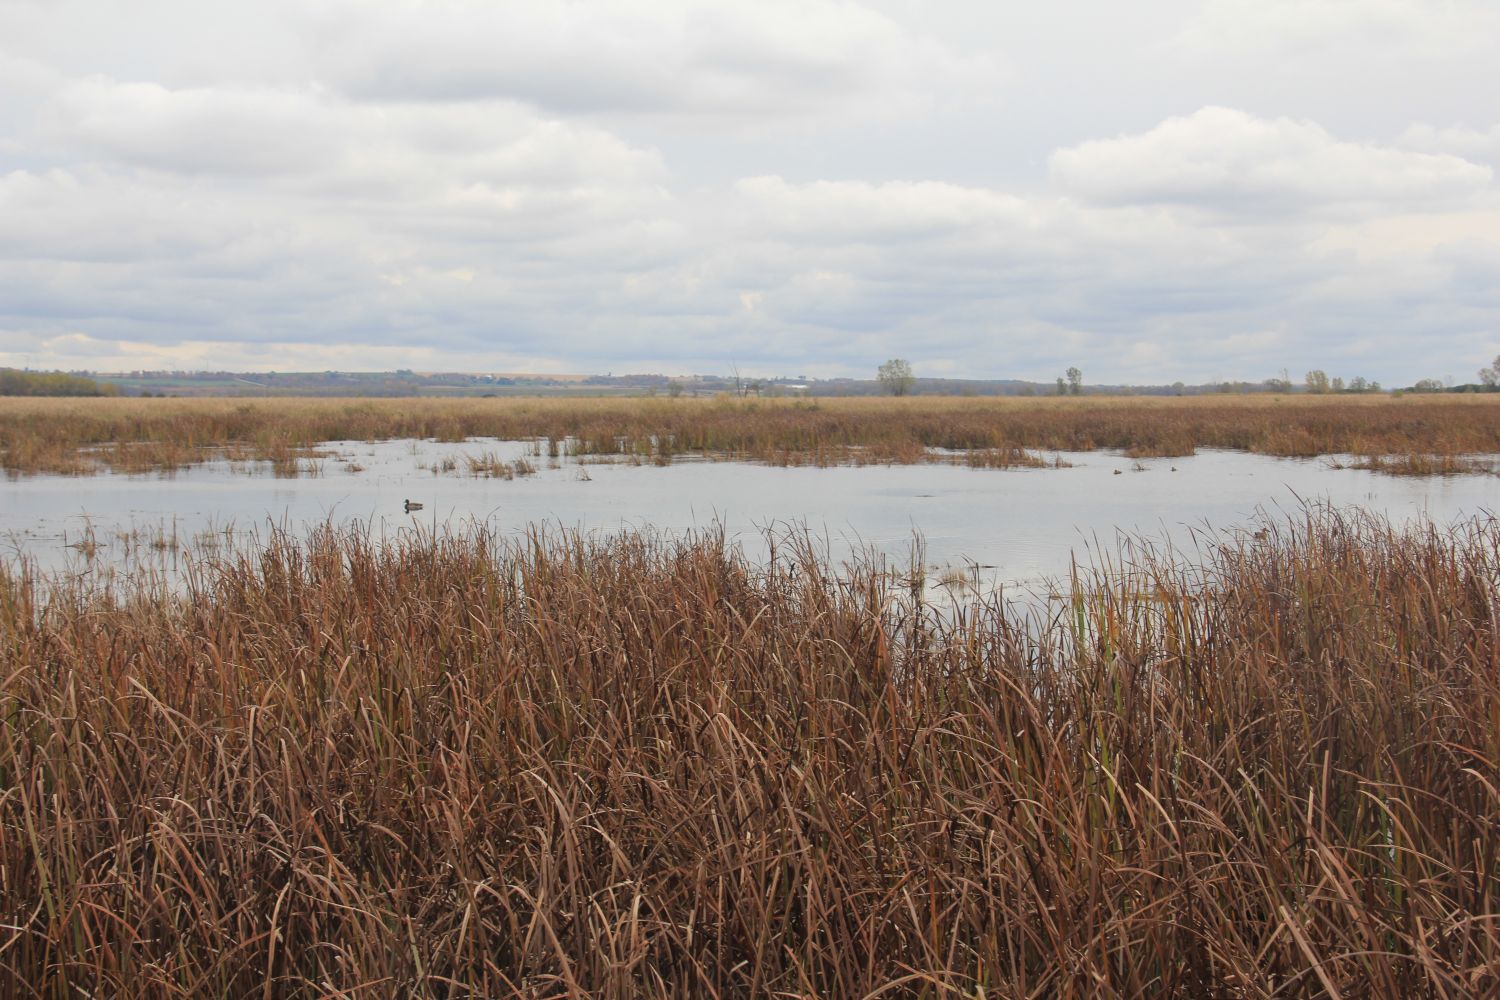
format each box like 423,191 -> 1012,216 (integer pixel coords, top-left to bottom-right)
3,440 -> 1496,595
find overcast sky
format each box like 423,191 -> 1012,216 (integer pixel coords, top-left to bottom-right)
2,0 -> 1498,383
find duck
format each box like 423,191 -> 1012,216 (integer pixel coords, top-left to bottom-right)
404,499 -> 424,513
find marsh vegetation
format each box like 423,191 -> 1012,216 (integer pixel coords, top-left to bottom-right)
4,392 -> 1499,996
2,507 -> 1498,996
3,394 -> 1500,477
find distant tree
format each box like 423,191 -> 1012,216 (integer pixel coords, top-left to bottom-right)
1055,377 -> 1067,396
1304,370 -> 1330,393
1348,376 -> 1369,392
1480,354 -> 1500,388
1065,367 -> 1083,395
876,358 -> 916,396
0,368 -> 117,397
1172,381 -> 1185,396
1331,376 -> 1345,392
1413,378 -> 1444,392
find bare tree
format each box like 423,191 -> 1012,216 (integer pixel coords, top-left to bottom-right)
1065,367 -> 1082,395
1480,354 -> 1500,388
877,359 -> 916,396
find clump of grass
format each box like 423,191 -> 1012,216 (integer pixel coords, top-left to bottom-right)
463,453 -> 535,478
958,446 -> 1071,468
255,436 -> 327,478
113,521 -> 180,556
101,439 -> 199,475
1,508 -> 1498,995
465,450 -> 514,478
1331,453 -> 1498,476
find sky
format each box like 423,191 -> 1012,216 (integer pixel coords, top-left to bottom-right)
1,0 -> 1498,384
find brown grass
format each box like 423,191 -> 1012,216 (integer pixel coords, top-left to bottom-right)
2,508 -> 1498,996
3,394 -> 1499,477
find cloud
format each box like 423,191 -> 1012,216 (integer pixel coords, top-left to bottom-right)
1397,122 -> 1500,167
0,329 -> 577,375
6,101 -> 1493,382
42,76 -> 667,189
1049,107 -> 1492,220
732,176 -> 1033,243
1174,0 -> 1500,54
312,0 -> 997,124
0,0 -> 1497,386
43,78 -> 342,177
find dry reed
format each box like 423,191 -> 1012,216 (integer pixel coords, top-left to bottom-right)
2,507 -> 1498,996
3,394 -> 1499,477
1329,453 -> 1498,477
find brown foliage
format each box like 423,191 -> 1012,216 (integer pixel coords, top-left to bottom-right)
2,509 -> 1498,996
3,394 -> 1500,476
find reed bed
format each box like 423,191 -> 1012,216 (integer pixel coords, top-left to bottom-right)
3,394 -> 1499,477
2,508 -> 1498,997
1329,453 -> 1498,477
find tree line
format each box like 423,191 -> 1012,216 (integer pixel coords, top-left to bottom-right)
0,368 -> 119,396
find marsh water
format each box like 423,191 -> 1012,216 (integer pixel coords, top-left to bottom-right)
3,438 -> 1497,596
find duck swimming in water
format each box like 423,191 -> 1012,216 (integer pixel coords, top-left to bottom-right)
404,499 -> 424,513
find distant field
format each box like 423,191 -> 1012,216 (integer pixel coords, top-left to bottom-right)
2,393 -> 1499,476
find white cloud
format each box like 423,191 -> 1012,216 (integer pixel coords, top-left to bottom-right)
1397,122 -> 1500,166
42,76 -> 667,190
0,329 -> 576,375
44,78 -> 341,176
1050,107 -> 1492,220
732,176 -> 1033,242
0,167 -> 257,262
311,0 -> 997,125
1175,0 -> 1500,54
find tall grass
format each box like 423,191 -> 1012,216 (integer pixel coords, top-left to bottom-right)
3,394 -> 1500,476
2,508 -> 1497,996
